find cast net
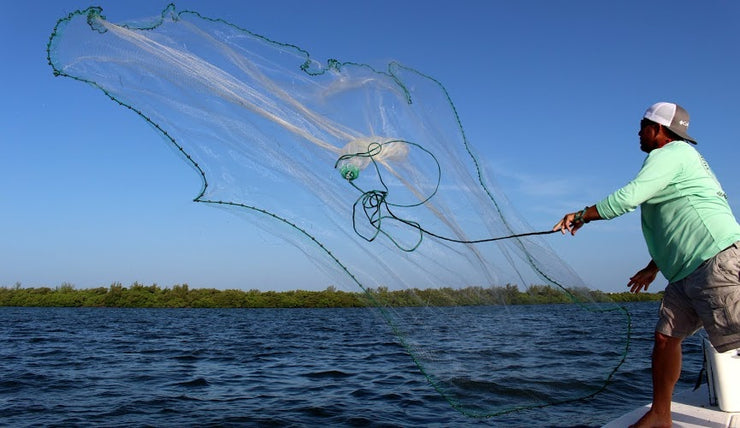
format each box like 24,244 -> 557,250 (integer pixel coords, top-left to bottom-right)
47,5 -> 631,417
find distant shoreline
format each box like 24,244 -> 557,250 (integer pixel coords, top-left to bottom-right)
0,282 -> 662,308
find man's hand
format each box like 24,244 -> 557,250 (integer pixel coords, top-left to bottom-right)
628,261 -> 659,293
553,206 -> 594,235
553,212 -> 585,235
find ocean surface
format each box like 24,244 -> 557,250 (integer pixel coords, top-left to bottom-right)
0,302 -> 706,427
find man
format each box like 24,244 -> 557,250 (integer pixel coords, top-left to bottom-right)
553,102 -> 740,428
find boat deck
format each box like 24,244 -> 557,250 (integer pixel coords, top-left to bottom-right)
603,384 -> 739,428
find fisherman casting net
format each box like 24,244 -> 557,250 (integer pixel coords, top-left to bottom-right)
47,5 -> 631,417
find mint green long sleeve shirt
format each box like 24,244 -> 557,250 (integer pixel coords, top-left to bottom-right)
595,141 -> 740,283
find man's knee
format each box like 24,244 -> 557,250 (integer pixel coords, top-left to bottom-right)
654,331 -> 682,350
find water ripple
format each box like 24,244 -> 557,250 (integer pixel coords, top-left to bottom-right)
0,303 -> 706,426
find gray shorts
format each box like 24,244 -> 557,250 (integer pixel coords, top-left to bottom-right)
656,241 -> 740,353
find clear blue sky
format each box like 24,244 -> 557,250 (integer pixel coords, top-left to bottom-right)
2,1 -> 740,292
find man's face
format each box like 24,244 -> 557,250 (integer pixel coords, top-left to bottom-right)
638,119 -> 660,153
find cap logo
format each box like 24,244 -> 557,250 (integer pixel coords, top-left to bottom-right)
679,120 -> 689,127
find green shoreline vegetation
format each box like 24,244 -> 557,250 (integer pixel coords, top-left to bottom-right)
0,282 -> 662,308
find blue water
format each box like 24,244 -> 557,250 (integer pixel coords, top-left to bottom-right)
0,302 -> 705,427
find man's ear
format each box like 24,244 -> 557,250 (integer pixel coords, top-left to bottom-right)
655,124 -> 672,144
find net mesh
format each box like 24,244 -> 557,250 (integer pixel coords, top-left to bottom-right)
47,5 -> 631,417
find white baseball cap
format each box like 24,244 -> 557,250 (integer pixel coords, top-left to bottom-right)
643,102 -> 697,144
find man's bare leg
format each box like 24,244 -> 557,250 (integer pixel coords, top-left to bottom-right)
630,332 -> 683,428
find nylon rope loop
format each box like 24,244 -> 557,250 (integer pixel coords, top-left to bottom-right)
351,189 -> 425,252
336,141 -> 558,248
